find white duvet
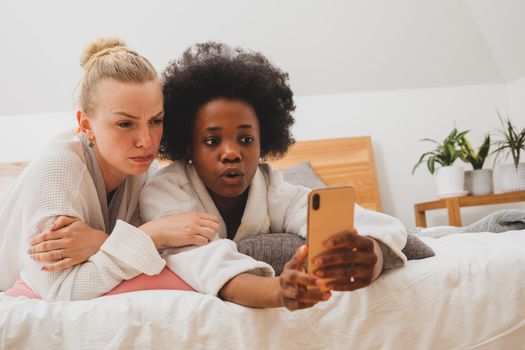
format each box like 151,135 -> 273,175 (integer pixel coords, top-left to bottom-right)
1,231 -> 525,350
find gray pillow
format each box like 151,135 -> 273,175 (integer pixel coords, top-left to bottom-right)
401,234 -> 435,260
237,233 -> 434,276
237,234 -> 304,276
281,161 -> 327,189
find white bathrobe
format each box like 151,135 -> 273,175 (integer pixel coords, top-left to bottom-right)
140,161 -> 408,295
0,130 -> 167,299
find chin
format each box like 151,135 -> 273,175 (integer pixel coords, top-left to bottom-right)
128,164 -> 152,175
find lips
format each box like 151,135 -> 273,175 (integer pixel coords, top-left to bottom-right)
130,155 -> 154,163
220,167 -> 244,185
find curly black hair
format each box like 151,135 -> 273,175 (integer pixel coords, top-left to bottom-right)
159,42 -> 296,161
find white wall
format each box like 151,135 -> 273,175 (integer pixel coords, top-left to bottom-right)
508,76 -> 525,117
294,83 -> 525,228
0,0 -> 506,116
0,112 -> 75,163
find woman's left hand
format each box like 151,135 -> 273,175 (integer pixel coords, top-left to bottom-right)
312,229 -> 383,291
28,216 -> 108,272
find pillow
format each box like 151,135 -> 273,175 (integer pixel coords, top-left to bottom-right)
281,161 -> 327,189
105,267 -> 195,295
401,234 -> 435,260
237,233 -> 434,275
5,267 -> 195,299
237,234 -> 305,276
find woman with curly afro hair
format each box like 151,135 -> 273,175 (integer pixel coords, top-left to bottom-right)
140,42 -> 407,311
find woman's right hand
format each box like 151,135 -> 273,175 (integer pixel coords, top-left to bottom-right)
278,245 -> 331,311
28,216 -> 108,272
140,212 -> 219,249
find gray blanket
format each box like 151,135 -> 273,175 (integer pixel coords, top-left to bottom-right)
461,209 -> 525,233
414,209 -> 525,238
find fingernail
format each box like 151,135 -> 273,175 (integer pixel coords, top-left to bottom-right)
325,240 -> 335,247
316,271 -> 324,277
41,266 -> 47,271
314,258 -> 323,266
27,249 -> 31,254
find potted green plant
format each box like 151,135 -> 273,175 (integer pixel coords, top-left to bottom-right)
412,128 -> 467,197
457,134 -> 493,195
492,115 -> 525,192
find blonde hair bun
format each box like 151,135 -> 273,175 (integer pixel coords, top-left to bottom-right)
78,37 -> 157,112
80,37 -> 127,68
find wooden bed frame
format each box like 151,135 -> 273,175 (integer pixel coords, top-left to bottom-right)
0,136 -> 382,211
269,136 -> 381,211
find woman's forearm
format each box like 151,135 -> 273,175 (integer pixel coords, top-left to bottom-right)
27,221 -> 165,301
218,274 -> 282,308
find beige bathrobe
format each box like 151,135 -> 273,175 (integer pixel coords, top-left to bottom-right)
140,161 -> 408,295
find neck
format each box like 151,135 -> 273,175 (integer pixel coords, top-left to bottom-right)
93,147 -> 126,194
210,190 -> 249,236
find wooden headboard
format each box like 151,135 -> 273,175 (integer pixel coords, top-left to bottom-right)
269,136 -> 382,211
0,136 -> 382,211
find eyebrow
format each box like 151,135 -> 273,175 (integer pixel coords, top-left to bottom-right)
238,124 -> 254,129
113,111 -> 164,119
204,124 -> 254,132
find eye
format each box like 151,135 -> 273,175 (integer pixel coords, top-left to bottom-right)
150,118 -> 163,126
205,137 -> 220,146
240,136 -> 254,144
117,121 -> 133,129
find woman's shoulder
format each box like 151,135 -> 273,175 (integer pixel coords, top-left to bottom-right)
26,130 -> 88,179
36,130 -> 85,162
259,162 -> 311,197
258,163 -> 287,187
145,160 -> 188,186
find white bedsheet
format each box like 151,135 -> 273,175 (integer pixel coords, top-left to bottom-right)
1,231 -> 525,349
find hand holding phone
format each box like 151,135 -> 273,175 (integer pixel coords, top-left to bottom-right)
307,186 -> 380,291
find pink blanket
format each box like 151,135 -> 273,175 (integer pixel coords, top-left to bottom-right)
5,267 -> 195,299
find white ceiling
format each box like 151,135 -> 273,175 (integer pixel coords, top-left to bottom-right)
0,0 -> 523,115
464,0 -> 525,82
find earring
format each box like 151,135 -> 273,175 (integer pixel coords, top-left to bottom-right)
188,159 -> 193,165
88,139 -> 95,148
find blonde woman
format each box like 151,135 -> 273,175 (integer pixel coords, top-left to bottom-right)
0,38 -> 227,300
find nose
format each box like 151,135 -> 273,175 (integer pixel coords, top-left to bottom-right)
135,126 -> 152,149
220,142 -> 241,163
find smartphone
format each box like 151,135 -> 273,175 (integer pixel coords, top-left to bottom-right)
307,186 -> 356,283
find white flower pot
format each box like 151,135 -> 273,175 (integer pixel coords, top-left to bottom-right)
435,165 -> 466,198
464,169 -> 493,196
499,163 -> 525,193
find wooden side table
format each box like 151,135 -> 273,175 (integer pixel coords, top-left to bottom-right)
414,191 -> 525,227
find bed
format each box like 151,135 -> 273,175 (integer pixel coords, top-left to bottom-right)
1,136 -> 525,349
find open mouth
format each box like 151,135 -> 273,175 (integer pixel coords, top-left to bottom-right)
220,168 -> 243,185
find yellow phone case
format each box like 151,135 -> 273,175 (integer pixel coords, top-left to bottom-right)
307,186 -> 355,284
